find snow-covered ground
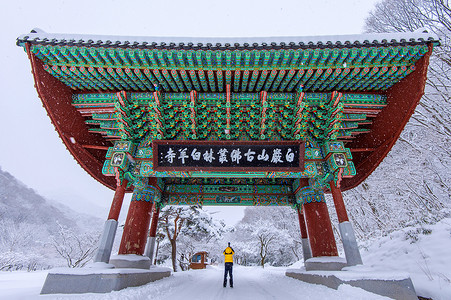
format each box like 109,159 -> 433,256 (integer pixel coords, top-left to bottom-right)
0,266 -> 389,300
361,217 -> 451,300
1,217 -> 450,300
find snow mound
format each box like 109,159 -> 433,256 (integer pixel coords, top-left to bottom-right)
362,217 -> 451,300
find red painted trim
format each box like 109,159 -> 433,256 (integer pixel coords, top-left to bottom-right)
77,107 -> 116,114
350,148 -> 375,153
340,44 -> 433,191
303,201 -> 338,257
82,145 -> 110,151
342,108 -> 383,113
25,43 -> 120,191
293,178 -> 309,195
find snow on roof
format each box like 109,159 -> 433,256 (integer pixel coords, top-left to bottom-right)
17,28 -> 439,50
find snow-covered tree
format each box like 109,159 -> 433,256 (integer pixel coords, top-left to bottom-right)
0,167 -> 102,270
0,218 -> 48,271
157,205 -> 225,272
51,223 -> 99,268
230,207 -> 301,267
335,0 -> 451,241
366,0 -> 451,140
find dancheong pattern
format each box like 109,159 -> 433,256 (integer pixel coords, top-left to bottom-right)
29,44 -> 426,93
17,31 -> 435,207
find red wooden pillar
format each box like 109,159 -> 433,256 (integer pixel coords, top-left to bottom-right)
93,179 -> 128,263
108,179 -> 128,221
330,180 -> 349,223
118,179 -> 157,255
303,201 -> 338,257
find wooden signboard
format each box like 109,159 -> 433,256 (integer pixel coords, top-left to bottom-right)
152,140 -> 304,172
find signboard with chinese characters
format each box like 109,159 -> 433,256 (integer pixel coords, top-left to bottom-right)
153,140 -> 304,172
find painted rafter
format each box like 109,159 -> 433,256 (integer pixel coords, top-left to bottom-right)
226,84 -> 232,138
115,91 -> 133,139
292,90 -> 306,138
151,90 -> 165,139
189,90 -> 197,138
29,43 -> 429,95
259,91 -> 268,139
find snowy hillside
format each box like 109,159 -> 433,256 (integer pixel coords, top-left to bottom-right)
0,166 -> 102,270
0,167 -> 76,231
361,217 -> 451,300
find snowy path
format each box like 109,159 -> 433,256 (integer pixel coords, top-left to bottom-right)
0,266 -> 390,300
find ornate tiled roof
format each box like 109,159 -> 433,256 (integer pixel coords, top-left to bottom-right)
16,29 -> 438,94
18,28 -> 435,191
17,28 -> 439,50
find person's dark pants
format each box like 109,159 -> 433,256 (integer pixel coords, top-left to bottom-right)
224,262 -> 233,287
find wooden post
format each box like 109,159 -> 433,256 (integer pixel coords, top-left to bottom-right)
303,201 -> 338,257
93,180 -> 128,263
118,179 -> 157,255
118,200 -> 154,255
107,180 -> 128,221
330,180 -> 349,223
330,181 -> 363,266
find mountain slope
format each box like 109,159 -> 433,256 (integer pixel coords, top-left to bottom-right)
0,166 -> 102,269
0,167 -> 77,233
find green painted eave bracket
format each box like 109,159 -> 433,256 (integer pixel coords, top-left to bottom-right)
31,44 -> 428,72
75,91 -> 383,142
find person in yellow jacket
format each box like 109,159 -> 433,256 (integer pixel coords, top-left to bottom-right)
223,242 -> 234,288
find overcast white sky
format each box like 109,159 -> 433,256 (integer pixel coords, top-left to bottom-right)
0,0 -> 380,225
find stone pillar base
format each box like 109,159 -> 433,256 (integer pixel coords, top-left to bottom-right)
40,267 -> 171,294
286,268 -> 417,300
93,219 -> 118,263
301,238 -> 312,261
304,256 -> 347,271
338,221 -> 363,266
109,254 -> 151,269
144,236 -> 156,261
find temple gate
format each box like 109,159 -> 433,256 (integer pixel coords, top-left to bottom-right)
17,28 -> 437,295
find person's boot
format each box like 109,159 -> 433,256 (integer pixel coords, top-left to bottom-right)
230,279 -> 233,288
223,280 -> 226,288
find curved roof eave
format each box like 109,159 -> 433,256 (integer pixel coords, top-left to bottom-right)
339,43 -> 433,192
17,28 -> 440,50
24,43 -> 121,192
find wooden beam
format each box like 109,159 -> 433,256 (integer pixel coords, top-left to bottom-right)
350,148 -> 375,152
82,144 -> 110,151
226,84 -> 231,136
